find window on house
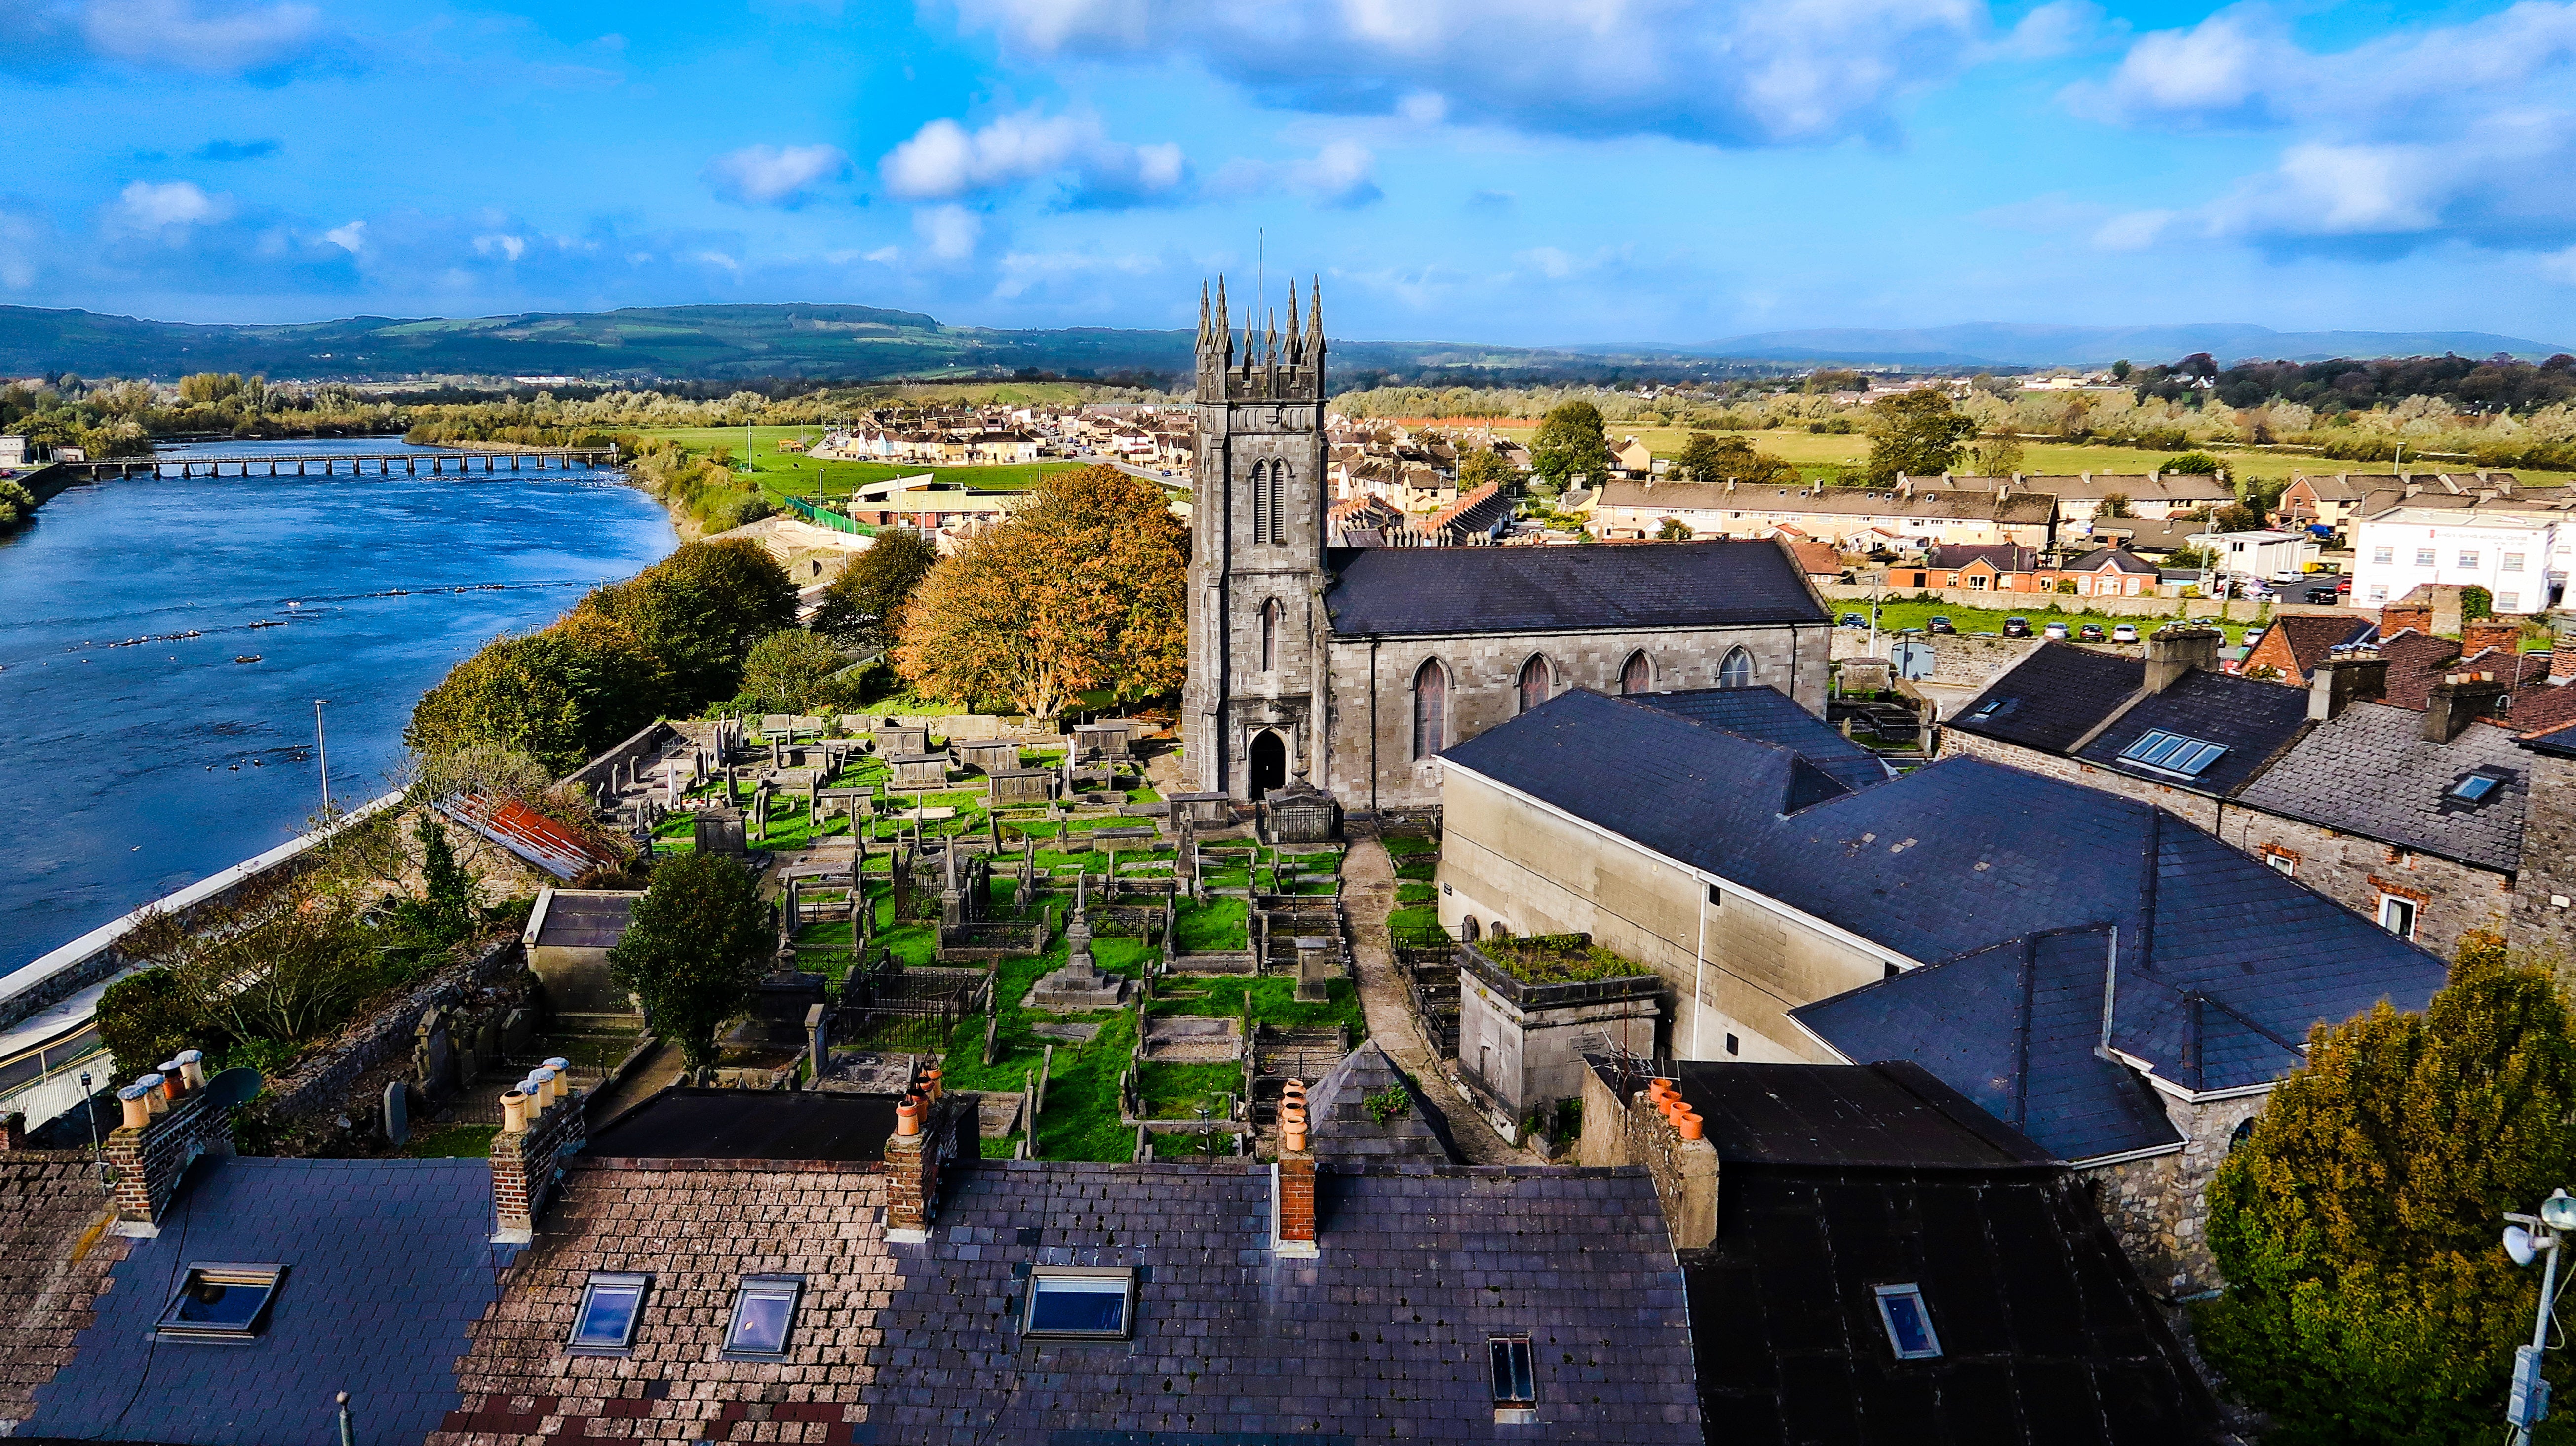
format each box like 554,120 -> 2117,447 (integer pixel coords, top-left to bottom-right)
156,1263 -> 284,1341
1966,696 -> 2018,722
1707,884 -> 1722,907
569,1273 -> 650,1354
2506,552 -> 2527,572
1024,1268 -> 1136,1340
1412,659 -> 1447,759
2117,729 -> 2230,778
2451,773 -> 2505,803
723,1276 -> 804,1359
1725,1033 -> 1741,1056
1518,656 -> 1550,715
2266,854 -> 2297,877
2501,592 -> 2521,612
1718,647 -> 1754,689
1619,651 -> 1653,695
2369,586 -> 2389,603
1874,1284 -> 1943,1360
2372,547 -> 2394,565
2380,895 -> 2419,940
1489,1336 -> 1537,1404
2416,549 -> 2437,567
2460,551 -> 2481,569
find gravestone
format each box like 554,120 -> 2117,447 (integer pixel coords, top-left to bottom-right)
382,1080 -> 409,1149
1264,782 -> 1338,844
1029,873 -> 1128,1011
875,725 -> 931,756
695,807 -> 748,857
1294,936 -> 1335,1003
955,739 -> 1021,773
887,753 -> 950,790
987,768 -> 1054,806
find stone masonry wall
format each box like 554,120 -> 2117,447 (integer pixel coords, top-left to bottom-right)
2213,805 -> 2504,961
2087,1088 -> 2269,1297
1831,629 -> 2040,689
1941,729 -> 2225,832
2510,746 -> 2576,965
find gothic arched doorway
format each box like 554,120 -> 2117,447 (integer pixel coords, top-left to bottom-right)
1249,729 -> 1288,798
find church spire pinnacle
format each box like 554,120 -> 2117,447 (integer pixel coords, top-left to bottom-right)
1305,277 -> 1325,361
1265,307 -> 1280,371
1197,280 -> 1211,350
1286,287 -> 1303,367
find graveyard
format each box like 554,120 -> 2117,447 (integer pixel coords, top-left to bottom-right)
580,710 -> 1367,1162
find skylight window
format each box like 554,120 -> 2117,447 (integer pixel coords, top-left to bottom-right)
156,1263 -> 283,1342
1967,697 -> 2017,721
2118,729 -> 2228,777
1874,1284 -> 1943,1360
568,1272 -> 649,1355
1023,1268 -> 1135,1340
723,1276 -> 803,1359
2452,773 -> 2504,803
1490,1335 -> 1538,1422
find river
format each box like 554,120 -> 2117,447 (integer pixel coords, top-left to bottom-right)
0,438 -> 677,980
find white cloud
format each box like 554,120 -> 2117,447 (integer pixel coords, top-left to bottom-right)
914,205 -> 982,261
2077,4 -> 2576,254
0,214 -> 39,290
323,219 -> 365,253
1207,140 -> 1383,208
703,143 -> 851,207
80,0 -> 322,74
880,110 -> 1185,208
103,180 -> 230,236
956,0 -> 1987,147
473,233 -> 526,262
2090,208 -> 2173,251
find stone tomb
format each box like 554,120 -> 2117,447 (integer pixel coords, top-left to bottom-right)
1071,721 -> 1137,762
1027,875 -> 1130,1011
1264,782 -> 1338,843
885,753 -> 952,790
986,768 -> 1055,806
1140,1014 -> 1243,1063
954,739 -> 1022,773
875,725 -> 931,756
1456,937 -> 1664,1127
694,806 -> 748,858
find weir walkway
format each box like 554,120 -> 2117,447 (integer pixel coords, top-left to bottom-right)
67,447 -> 619,479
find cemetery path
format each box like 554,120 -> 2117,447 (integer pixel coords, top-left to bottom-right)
1343,838 -> 1527,1167
587,1039 -> 685,1127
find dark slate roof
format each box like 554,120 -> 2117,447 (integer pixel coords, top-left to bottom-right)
2072,668 -> 2315,797
26,1157 -> 503,1446
859,1160 -> 1702,1444
1686,1163 -> 2225,1445
531,890 -> 639,950
1628,685 -> 1894,794
585,1087 -> 898,1162
1322,538 -> 1827,637
1307,1039 -> 1453,1164
2237,700 -> 2530,871
2064,546 -> 2161,574
1446,691 -> 2448,1157
1666,1060 -> 2054,1169
1947,643 -> 2141,751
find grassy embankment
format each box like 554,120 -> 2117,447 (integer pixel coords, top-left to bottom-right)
637,424 -> 1087,513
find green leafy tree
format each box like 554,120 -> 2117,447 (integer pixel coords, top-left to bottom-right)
2167,451 -> 2224,475
1655,517 -> 1694,541
1861,388 -> 1979,484
2214,501 -> 2266,532
2198,932 -> 2576,1445
2464,586 -> 2494,622
1970,435 -> 2026,475
1674,432 -> 1797,486
1455,447 -> 1518,495
1529,400 -> 1610,493
411,814 -> 479,942
609,538 -> 800,705
94,968 -> 215,1078
2097,492 -> 2134,519
608,853 -> 775,1071
812,527 -> 938,653
406,632 -> 607,775
737,627 -> 847,716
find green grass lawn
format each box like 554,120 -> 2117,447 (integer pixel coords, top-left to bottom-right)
635,425 -> 1090,506
1137,1061 -> 1241,1120
1173,897 -> 1249,952
1855,597 -> 2269,645
1381,835 -> 1438,857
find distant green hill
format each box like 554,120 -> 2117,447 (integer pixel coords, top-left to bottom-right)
0,302 -> 1632,385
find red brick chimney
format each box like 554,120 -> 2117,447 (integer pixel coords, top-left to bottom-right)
885,1074 -> 966,1244
1273,1146 -> 1319,1258
489,1072 -> 588,1245
2463,618 -> 2524,660
103,1049 -> 228,1237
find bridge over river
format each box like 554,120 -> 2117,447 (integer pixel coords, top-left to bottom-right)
67,447 -> 620,479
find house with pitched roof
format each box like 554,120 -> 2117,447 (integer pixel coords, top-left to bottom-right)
1433,684 -> 2445,1288
2241,612 -> 2380,684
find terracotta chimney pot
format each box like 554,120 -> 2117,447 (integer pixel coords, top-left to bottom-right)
501,1091 -> 530,1132
137,1073 -> 168,1115
1677,1112 -> 1705,1141
175,1050 -> 205,1091
118,1084 -> 153,1130
156,1061 -> 185,1099
897,1096 -> 922,1136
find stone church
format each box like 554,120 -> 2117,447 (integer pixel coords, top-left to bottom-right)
1180,277 -> 1835,814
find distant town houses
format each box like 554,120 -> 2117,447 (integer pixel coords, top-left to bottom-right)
1590,478 -> 2056,550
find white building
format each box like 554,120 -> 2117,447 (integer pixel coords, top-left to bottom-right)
2210,529 -> 2321,583
2350,492 -> 2576,615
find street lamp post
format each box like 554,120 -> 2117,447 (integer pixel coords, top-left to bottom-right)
2502,1188 -> 2576,1444
313,699 -> 331,815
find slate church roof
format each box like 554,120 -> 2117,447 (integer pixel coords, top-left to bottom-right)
1444,688 -> 2447,1161
25,1156 -> 505,1446
1322,537 -> 1827,637
859,1159 -> 1702,1444
1666,1062 -> 2226,1446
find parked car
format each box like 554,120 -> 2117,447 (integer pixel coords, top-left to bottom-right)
2080,624 -> 2106,641
2112,623 -> 2140,643
2241,626 -> 2267,649
2002,616 -> 2031,637
2043,621 -> 2071,640
2304,585 -> 2340,605
1840,613 -> 1870,629
1927,616 -> 1957,634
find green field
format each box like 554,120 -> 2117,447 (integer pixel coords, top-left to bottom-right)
1848,597 -> 2268,645
637,424 -> 1089,507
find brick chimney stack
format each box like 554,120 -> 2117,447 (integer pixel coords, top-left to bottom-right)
489,1072 -> 588,1245
103,1046 -> 230,1237
2423,672 -> 2510,744
2307,654 -> 2390,722
885,1070 -> 966,1244
1272,1146 -> 1319,1258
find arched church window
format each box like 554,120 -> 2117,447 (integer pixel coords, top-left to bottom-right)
1250,466 -> 1272,546
1719,647 -> 1754,689
1518,656 -> 1551,714
1619,651 -> 1653,695
1268,462 -> 1288,544
1412,658 -> 1447,759
1260,598 -> 1282,673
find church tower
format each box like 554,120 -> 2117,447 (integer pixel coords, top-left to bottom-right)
1181,276 -> 1330,800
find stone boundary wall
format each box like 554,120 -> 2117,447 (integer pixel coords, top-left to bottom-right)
0,791 -> 408,1037
260,939 -> 529,1126
1818,583 -> 2303,622
2087,1089 -> 2269,1296
1831,630 -> 2040,690
561,720 -> 682,796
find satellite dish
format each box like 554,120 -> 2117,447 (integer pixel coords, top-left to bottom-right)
2507,1224 -> 2539,1267
202,1066 -> 264,1109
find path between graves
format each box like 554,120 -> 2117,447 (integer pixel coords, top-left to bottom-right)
1343,838 -> 1526,1166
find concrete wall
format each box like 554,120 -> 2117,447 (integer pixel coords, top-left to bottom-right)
1435,767 -> 1906,1064
1327,622 -> 1832,811
1832,630 -> 2040,690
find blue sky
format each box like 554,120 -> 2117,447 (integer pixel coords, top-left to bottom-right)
6,0 -> 2576,345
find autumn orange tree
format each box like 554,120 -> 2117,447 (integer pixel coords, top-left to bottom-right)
893,465 -> 1186,719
